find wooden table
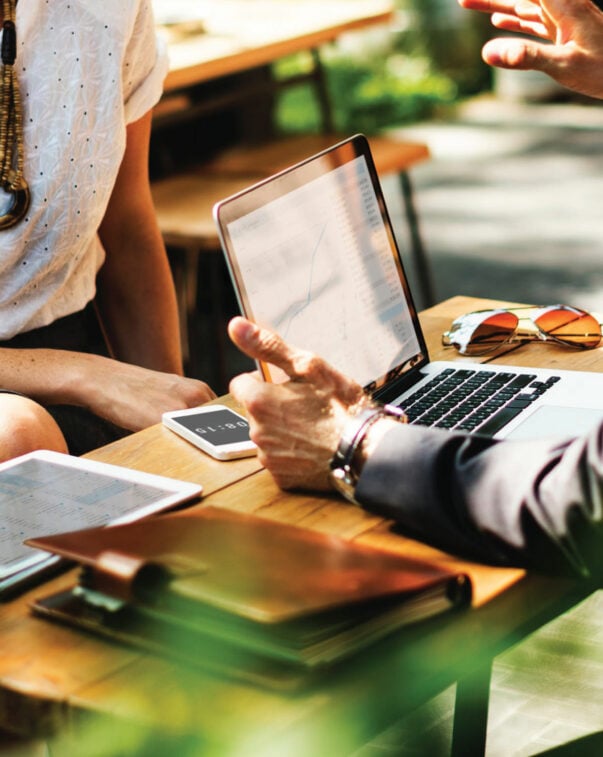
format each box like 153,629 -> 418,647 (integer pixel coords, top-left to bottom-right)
1,296 -> 599,756
153,0 -> 396,137
156,0 -> 395,93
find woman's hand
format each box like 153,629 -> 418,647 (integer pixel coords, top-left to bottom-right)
81,354 -> 216,431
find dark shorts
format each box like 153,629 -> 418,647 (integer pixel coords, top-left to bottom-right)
0,302 -> 129,455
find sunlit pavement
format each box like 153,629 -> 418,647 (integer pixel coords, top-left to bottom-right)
383,95 -> 603,314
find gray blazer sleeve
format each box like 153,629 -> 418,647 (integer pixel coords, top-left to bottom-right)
354,423 -> 603,577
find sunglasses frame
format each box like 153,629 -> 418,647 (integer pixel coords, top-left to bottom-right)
442,305 -> 602,356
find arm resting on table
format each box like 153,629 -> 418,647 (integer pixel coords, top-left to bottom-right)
357,422 -> 603,579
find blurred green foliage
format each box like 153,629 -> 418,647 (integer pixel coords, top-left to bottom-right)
403,0 -> 492,92
274,0 -> 491,134
275,53 -> 457,134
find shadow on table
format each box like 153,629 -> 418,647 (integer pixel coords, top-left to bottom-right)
534,732 -> 603,756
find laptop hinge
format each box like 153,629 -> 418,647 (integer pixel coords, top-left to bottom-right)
372,365 -> 427,406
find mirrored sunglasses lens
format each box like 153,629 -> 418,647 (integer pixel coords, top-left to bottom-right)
534,307 -> 602,349
454,311 -> 518,355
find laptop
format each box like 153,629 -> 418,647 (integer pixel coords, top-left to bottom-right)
214,134 -> 603,441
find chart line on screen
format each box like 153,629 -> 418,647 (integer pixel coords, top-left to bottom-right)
277,221 -> 329,339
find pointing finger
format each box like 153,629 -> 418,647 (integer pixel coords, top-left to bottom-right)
228,317 -> 308,380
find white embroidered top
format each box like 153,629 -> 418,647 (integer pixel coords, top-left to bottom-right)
0,0 -> 168,339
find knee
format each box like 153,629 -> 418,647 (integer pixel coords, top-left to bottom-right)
0,395 -> 68,462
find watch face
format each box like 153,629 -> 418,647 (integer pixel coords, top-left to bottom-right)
177,409 -> 250,445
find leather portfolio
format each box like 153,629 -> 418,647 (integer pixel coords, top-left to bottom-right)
28,506 -> 471,688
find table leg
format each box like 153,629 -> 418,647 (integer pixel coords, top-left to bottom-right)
310,48 -> 336,133
451,662 -> 492,757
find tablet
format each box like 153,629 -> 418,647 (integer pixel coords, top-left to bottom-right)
0,450 -> 202,595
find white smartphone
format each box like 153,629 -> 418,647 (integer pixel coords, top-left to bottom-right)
162,404 -> 257,460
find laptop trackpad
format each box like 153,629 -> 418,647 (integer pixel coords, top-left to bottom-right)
505,405 -> 603,441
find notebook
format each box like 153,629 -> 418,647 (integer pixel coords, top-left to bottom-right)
213,134 -> 603,441
28,505 -> 471,689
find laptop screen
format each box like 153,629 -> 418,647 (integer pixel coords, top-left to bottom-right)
214,134 -> 428,392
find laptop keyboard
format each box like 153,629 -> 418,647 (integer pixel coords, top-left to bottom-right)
401,368 -> 560,436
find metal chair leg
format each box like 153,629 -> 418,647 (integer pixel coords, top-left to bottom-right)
399,171 -> 436,307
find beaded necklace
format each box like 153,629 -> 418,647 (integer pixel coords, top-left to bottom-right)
0,0 -> 29,230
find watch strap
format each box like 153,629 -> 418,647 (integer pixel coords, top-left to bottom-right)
329,404 -> 407,504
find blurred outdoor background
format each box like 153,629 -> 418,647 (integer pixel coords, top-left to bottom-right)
274,0 -> 603,312
154,0 -> 603,385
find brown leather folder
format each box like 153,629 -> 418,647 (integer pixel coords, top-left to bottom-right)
28,506 -> 471,687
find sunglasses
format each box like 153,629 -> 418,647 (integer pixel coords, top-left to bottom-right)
442,305 -> 602,356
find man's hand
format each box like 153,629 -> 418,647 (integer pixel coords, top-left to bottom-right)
228,317 -> 367,490
458,0 -> 603,99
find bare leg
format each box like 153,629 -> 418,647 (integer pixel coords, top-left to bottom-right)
0,394 -> 68,461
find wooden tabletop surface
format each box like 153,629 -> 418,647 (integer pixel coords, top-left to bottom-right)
0,295 -> 600,753
158,0 -> 395,91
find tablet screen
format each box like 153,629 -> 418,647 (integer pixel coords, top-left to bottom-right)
0,450 -> 202,582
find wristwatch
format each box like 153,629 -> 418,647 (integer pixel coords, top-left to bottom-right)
329,404 -> 407,505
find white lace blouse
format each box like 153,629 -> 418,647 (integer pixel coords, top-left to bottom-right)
0,0 -> 168,338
